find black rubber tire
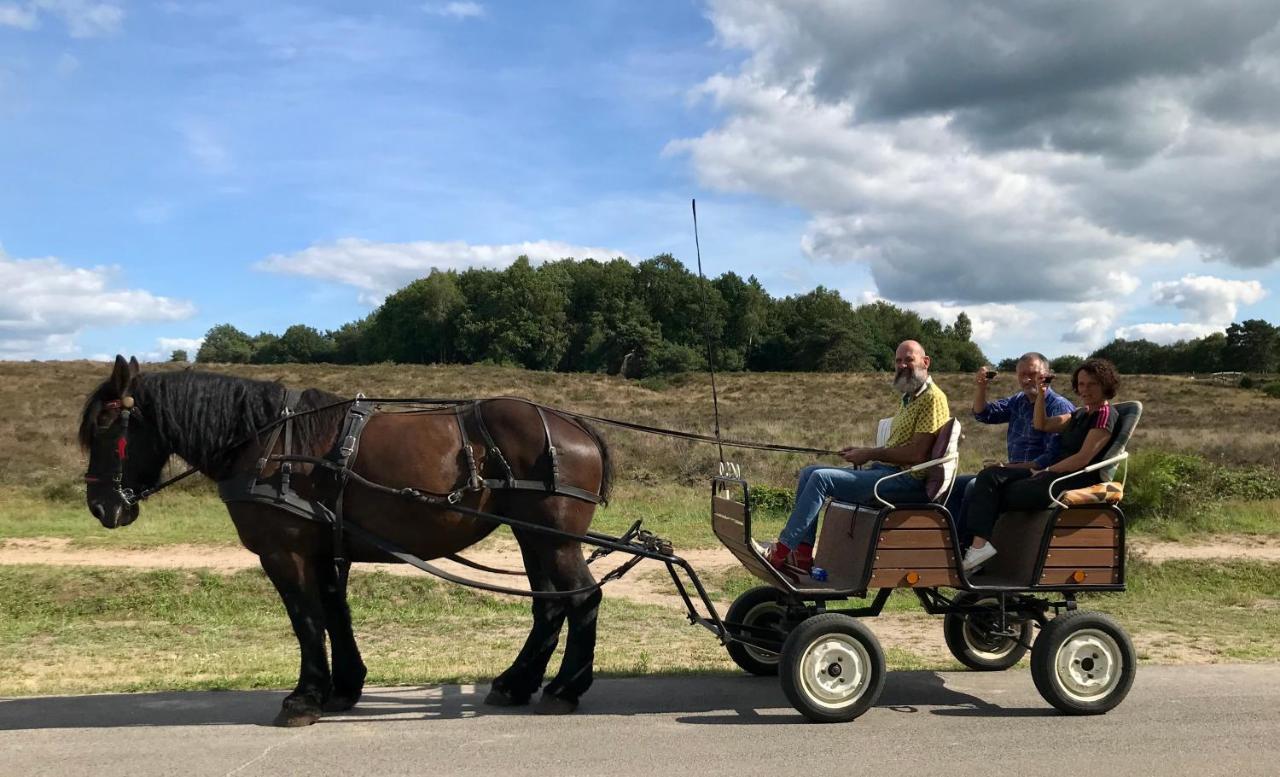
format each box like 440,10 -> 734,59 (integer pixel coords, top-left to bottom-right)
1030,610 -> 1136,715
724,586 -> 789,676
779,613 -> 886,723
942,593 -> 1032,671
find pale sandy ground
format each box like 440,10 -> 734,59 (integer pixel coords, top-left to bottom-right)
3,535 -> 1278,665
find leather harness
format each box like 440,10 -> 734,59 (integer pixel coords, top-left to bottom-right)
217,392 -> 607,576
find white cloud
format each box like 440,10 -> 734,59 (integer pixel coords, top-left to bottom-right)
1060,303 -> 1123,351
900,300 -> 1036,345
425,2 -> 484,19
1149,273 -> 1267,324
255,238 -> 628,304
1114,321 -> 1223,345
668,1 -> 1280,309
0,4 -> 38,29
179,119 -> 232,175
3,1 -> 124,37
138,336 -> 204,363
0,247 -> 196,360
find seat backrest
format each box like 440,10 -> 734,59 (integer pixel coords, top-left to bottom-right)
875,416 -> 894,447
924,417 -> 962,504
1097,400 -> 1142,481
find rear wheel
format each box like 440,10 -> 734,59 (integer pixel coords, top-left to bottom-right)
943,593 -> 1032,671
1030,610 -> 1135,715
724,586 -> 789,676
779,613 -> 885,723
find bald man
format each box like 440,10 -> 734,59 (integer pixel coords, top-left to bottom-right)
762,340 -> 951,573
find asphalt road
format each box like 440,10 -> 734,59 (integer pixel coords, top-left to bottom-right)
2,665 -> 1277,777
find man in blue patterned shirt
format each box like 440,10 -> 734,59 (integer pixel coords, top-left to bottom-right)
945,352 -> 1075,541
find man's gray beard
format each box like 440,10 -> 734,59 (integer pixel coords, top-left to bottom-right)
893,368 -> 926,395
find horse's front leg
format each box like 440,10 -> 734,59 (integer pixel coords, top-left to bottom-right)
259,551 -> 330,727
318,560 -> 367,712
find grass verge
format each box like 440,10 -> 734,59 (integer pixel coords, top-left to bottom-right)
1,558 -> 1276,697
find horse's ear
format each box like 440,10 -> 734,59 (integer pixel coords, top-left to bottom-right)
129,356 -> 141,376
110,355 -> 132,395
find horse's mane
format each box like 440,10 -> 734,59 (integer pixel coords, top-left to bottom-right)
130,370 -> 348,480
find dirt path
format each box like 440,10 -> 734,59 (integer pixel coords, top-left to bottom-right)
3,535 -> 1278,666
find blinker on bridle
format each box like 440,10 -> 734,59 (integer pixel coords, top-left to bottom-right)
84,395 -> 140,505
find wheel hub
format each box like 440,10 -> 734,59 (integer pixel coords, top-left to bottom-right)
1054,628 -> 1122,703
801,636 -> 870,709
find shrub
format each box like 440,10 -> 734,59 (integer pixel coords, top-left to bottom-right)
1240,375 -> 1256,389
1263,382 -> 1280,399
750,484 -> 794,513
1124,451 -> 1212,524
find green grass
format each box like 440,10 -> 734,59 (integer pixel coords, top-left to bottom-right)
1128,499 -> 1280,541
0,487 -> 239,547
1,558 -> 1276,697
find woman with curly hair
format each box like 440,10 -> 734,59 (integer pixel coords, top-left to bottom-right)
960,358 -> 1121,571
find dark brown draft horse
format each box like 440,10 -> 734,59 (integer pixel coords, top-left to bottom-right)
80,356 -> 612,726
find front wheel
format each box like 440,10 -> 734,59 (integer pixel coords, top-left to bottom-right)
779,613 -> 886,723
724,586 -> 791,676
1030,610 -> 1135,715
943,593 -> 1032,671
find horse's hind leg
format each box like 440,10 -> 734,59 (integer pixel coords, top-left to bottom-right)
259,551 -> 331,727
485,537 -> 567,707
536,543 -> 601,715
318,561 -> 367,712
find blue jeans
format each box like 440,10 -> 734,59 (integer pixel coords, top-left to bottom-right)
945,474 -> 978,545
778,464 -> 930,549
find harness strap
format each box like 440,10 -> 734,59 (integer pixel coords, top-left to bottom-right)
536,406 -> 560,495
474,400 -> 517,488
455,404 -> 483,491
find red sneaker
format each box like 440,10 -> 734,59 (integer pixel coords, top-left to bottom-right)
793,543 -> 814,573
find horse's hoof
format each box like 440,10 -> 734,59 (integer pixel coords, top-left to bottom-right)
484,687 -> 530,707
322,693 -> 360,713
273,708 -> 321,727
534,693 -> 578,715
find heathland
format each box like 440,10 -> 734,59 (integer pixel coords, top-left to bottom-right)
0,359 -> 1277,696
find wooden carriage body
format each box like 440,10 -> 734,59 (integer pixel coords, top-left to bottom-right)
712,478 -> 1124,599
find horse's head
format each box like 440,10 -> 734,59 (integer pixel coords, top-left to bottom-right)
79,355 -> 170,528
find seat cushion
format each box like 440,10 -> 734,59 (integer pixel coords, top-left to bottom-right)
924,418 -> 961,503
1060,481 -> 1124,505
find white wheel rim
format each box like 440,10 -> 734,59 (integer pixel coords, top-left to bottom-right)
1053,628 -> 1123,703
741,601 -> 785,665
961,599 -> 1022,661
798,633 -> 872,710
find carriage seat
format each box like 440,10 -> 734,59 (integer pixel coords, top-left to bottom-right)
1047,400 -> 1143,509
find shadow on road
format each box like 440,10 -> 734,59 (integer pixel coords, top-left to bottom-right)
0,671 -> 1051,730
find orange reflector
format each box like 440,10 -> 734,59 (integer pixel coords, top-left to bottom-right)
1072,570 -> 1087,583
906,571 -> 920,585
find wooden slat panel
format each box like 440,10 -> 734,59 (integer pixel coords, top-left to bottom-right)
1055,510 -> 1118,529
712,513 -> 747,546
1050,527 -> 1119,547
869,568 -> 961,588
872,548 -> 956,568
1039,567 -> 1119,585
877,529 -> 953,548
1043,548 -> 1121,567
713,496 -> 745,521
882,512 -> 949,530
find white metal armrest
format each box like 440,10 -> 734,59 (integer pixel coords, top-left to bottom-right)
1047,451 -> 1130,509
871,451 -> 959,509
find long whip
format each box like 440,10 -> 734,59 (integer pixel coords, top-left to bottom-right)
691,198 -> 725,464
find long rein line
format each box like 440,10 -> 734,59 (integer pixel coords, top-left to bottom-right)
131,395 -> 838,505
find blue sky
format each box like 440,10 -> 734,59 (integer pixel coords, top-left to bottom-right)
2,0 -> 1278,364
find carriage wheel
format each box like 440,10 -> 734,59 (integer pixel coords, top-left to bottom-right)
779,613 -> 885,723
943,593 -> 1032,671
724,586 -> 790,676
1030,610 -> 1135,715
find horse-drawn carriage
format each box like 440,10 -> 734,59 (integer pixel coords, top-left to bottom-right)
700,402 -> 1143,722
80,357 -> 1142,726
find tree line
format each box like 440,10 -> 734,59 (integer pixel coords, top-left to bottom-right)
190,254 -> 1278,376
194,255 -> 987,375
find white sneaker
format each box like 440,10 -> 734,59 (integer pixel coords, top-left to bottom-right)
962,543 -> 997,571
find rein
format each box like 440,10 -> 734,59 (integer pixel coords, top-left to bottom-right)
102,394 -> 841,507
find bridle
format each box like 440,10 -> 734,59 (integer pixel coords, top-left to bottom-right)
83,396 -> 140,506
